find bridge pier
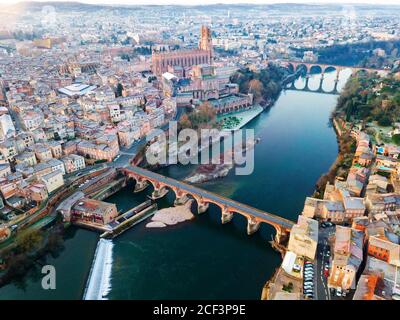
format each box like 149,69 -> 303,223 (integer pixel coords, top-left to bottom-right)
304,75 -> 310,91
336,70 -> 340,81
197,200 -> 209,214
332,79 -> 339,94
120,168 -> 295,240
221,208 -> 233,224
174,194 -> 189,206
151,186 -> 169,200
317,74 -> 324,92
247,217 -> 260,235
275,227 -> 290,245
134,179 -> 149,193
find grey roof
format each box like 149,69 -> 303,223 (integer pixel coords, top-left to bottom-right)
324,201 -> 344,212
343,197 -> 365,210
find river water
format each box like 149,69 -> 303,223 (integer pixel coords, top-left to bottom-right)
0,69 -> 351,300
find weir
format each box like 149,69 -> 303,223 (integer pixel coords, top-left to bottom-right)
83,239 -> 114,300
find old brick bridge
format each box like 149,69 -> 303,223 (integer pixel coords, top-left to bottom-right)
119,166 -> 295,245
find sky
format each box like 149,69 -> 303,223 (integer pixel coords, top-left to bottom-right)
0,0 -> 400,5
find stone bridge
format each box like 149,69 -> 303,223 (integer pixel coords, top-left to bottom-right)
119,166 -> 295,245
271,59 -> 385,76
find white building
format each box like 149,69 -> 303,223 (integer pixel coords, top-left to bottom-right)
58,83 -> 97,97
47,158 -> 66,175
0,114 -> 16,140
61,154 -> 86,173
41,170 -> 64,193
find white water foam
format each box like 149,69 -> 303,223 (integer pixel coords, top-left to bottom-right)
82,239 -> 114,300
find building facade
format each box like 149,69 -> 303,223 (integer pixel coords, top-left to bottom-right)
151,26 -> 213,76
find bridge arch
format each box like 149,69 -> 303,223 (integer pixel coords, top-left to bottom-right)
295,64 -> 308,75
323,66 -> 337,74
354,69 -> 369,76
286,62 -> 295,74
128,174 -> 157,193
119,166 -> 294,245
172,188 -> 200,208
309,65 -> 323,75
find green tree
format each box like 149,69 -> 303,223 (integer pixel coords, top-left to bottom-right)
16,230 -> 43,254
115,83 -> 124,97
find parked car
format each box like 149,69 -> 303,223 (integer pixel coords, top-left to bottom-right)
293,264 -> 302,272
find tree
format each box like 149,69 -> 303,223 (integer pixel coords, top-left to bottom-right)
392,134 -> 400,146
248,79 -> 264,102
230,66 -> 285,103
178,102 -> 218,131
115,83 -> 124,97
178,114 -> 192,130
377,115 -> 392,127
16,230 -> 43,254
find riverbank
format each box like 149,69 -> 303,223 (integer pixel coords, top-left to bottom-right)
2,73 -> 343,300
313,117 -> 355,199
0,169 -> 125,290
183,137 -> 260,184
262,73 -> 352,299
217,105 -> 264,131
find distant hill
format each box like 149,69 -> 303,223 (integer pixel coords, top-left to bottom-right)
1,1 -> 399,14
0,1 -> 112,13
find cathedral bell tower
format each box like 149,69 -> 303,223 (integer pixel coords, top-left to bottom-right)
199,25 -> 213,59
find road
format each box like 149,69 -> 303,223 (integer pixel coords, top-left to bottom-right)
314,224 -> 335,300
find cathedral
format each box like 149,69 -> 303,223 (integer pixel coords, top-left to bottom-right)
151,26 -> 213,76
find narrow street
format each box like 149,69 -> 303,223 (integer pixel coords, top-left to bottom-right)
315,225 -> 335,300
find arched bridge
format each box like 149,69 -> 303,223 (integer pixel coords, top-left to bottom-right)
269,59 -> 386,75
271,59 -> 388,95
119,166 -> 294,245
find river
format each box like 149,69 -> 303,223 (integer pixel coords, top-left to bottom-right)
0,69 -> 351,299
